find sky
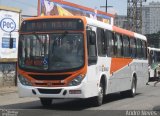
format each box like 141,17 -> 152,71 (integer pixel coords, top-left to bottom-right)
0,0 -> 159,16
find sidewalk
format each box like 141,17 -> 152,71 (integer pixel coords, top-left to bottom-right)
0,86 -> 17,95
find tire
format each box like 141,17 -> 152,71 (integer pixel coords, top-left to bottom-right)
120,77 -> 137,97
127,77 -> 137,97
93,81 -> 104,106
40,98 -> 52,107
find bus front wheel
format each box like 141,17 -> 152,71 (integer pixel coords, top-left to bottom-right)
93,81 -> 104,106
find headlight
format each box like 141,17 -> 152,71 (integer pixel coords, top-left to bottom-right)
18,74 -> 32,86
68,75 -> 84,86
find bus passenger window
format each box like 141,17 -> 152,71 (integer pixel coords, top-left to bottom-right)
137,39 -> 142,58
142,40 -> 147,59
105,30 -> 114,57
97,28 -> 106,56
114,33 -> 118,56
123,36 -> 130,57
115,33 -> 123,57
130,38 -> 136,58
105,30 -> 109,56
87,30 -> 97,65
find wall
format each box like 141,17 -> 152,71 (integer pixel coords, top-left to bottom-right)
0,62 -> 17,87
0,6 -> 21,87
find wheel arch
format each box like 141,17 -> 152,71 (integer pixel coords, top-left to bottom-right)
132,72 -> 137,81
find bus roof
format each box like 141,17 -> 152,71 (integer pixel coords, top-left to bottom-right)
86,17 -> 147,41
148,47 -> 160,52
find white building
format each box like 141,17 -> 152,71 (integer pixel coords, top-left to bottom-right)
142,2 -> 160,34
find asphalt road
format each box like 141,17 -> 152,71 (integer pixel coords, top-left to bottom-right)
0,82 -> 160,116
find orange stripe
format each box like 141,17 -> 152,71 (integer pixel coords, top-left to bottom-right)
112,26 -> 134,37
110,58 -> 133,74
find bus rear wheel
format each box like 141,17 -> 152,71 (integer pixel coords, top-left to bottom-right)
40,98 -> 52,107
128,77 -> 137,97
121,77 -> 137,97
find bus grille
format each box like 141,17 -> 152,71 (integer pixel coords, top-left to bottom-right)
35,82 -> 64,86
29,74 -> 71,81
38,88 -> 61,94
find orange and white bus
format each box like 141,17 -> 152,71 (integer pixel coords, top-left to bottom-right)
17,16 -> 148,106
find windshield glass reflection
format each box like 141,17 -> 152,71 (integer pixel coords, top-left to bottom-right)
18,33 -> 84,72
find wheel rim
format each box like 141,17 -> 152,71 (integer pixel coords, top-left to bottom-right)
132,81 -> 136,94
98,84 -> 103,104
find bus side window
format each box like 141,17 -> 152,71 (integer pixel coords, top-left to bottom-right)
123,35 -> 130,57
134,38 -> 137,58
149,50 -> 152,65
114,33 -> 118,56
150,50 -> 154,63
105,30 -> 114,57
87,30 -> 97,65
105,30 -> 110,56
115,33 -> 123,57
142,40 -> 147,59
137,39 -> 142,59
97,28 -> 106,56
130,38 -> 136,58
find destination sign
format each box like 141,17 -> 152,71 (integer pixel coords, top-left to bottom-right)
20,19 -> 84,32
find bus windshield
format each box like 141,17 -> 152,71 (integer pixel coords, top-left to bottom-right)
18,33 -> 84,72
149,50 -> 160,69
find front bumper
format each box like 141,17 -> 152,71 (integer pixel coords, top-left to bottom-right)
18,82 -> 88,99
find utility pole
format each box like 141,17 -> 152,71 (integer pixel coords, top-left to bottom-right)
127,0 -> 147,33
106,0 -> 108,12
100,0 -> 113,13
